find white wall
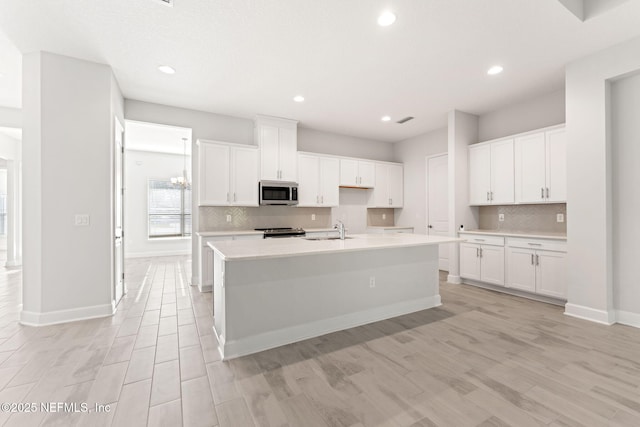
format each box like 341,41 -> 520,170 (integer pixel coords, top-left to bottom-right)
478,89 -> 566,142
22,52 -> 121,325
125,150 -> 191,257
0,107 -> 21,128
564,34 -> 640,326
298,127 -> 394,161
611,72 -> 640,325
392,127 -> 448,234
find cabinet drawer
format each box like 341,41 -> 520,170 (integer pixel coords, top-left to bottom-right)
507,237 -> 566,252
459,234 -> 504,246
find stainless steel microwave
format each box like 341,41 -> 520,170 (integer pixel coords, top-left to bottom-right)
259,181 -> 299,206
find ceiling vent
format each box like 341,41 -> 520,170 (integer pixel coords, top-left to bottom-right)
396,116 -> 414,124
155,0 -> 174,6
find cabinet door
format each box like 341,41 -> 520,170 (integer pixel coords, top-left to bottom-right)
515,132 -> 546,203
546,128 -> 567,203
358,161 -> 376,188
469,144 -> 491,205
339,159 -> 358,186
388,164 -> 404,207
297,154 -> 320,206
460,243 -> 481,280
536,250 -> 567,298
279,127 -> 298,181
371,163 -> 389,207
506,247 -> 536,292
480,245 -> 505,286
231,147 -> 259,206
259,125 -> 280,180
490,139 -> 514,204
319,157 -> 340,206
198,143 -> 230,206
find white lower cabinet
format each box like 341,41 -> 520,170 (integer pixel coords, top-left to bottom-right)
506,239 -> 567,298
461,233 -> 567,300
459,234 -> 505,286
198,233 -> 262,291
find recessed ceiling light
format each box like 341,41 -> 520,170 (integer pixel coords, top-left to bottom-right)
158,65 -> 176,75
377,11 -> 396,27
487,65 -> 504,75
293,95 -> 305,103
381,116 -> 391,122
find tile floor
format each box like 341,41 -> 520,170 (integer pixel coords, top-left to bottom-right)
0,256 -> 640,426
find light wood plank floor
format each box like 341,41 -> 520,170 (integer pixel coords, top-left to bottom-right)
1,257 -> 640,426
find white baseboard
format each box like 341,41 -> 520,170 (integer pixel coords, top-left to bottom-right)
564,303 -> 615,325
616,310 -> 640,328
217,295 -> 441,360
447,274 -> 462,284
198,283 -> 212,293
20,303 -> 115,326
125,250 -> 191,259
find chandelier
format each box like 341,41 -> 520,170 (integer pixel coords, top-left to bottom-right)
171,137 -> 191,189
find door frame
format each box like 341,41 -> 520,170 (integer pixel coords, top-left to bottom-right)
114,117 -> 125,307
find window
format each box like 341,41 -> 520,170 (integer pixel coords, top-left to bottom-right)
148,179 -> 191,238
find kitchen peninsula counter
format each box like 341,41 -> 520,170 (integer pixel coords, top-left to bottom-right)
209,234 -> 460,360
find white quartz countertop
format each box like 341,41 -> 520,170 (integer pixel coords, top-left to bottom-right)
459,230 -> 567,240
366,226 -> 415,229
208,233 -> 461,261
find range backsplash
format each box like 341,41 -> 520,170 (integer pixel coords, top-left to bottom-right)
478,203 -> 567,234
198,206 -> 333,231
198,205 -> 396,231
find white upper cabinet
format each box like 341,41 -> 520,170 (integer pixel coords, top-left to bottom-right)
469,139 -> 514,205
255,115 -> 298,182
515,126 -> 566,203
339,159 -> 375,188
198,140 -> 258,206
369,162 -> 404,207
298,153 -> 340,207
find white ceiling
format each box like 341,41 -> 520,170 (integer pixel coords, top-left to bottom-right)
1,0 -> 640,142
125,120 -> 192,155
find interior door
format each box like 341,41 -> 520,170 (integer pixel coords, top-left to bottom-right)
427,154 -> 449,270
114,118 -> 125,305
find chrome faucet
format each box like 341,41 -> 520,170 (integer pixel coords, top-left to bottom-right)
334,220 -> 346,240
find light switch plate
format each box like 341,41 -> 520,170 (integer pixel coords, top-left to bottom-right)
557,213 -> 564,223
498,214 -> 505,222
226,214 -> 232,222
311,214 -> 316,221
382,214 -> 386,220
75,214 -> 90,226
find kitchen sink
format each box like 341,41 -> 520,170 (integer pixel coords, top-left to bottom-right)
304,236 -> 354,241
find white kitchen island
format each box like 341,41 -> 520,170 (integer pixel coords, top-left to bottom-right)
208,233 -> 460,360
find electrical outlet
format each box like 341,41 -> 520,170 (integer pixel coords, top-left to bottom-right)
226,214 -> 232,222
382,213 -> 386,220
311,214 -> 316,221
498,214 -> 505,222
557,213 -> 564,223
74,214 -> 90,226
369,276 -> 375,288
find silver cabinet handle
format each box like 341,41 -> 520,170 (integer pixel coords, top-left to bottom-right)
535,255 -> 539,265
490,191 -> 494,201
479,248 -> 483,258
474,238 -> 485,242
531,254 -> 534,265
476,248 -> 479,257
234,193 -> 236,202
227,192 -> 229,202
321,195 -> 324,204
546,187 -> 549,199
487,191 -> 490,201
527,243 -> 542,246
541,187 -> 544,199
316,195 -> 319,204
390,198 -> 393,205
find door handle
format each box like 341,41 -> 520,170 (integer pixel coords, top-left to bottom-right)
428,225 -> 433,229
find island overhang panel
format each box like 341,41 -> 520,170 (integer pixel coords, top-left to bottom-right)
210,235 -> 455,360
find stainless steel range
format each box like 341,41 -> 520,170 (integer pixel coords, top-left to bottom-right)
255,227 -> 306,238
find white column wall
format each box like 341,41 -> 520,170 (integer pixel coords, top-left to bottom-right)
564,34 -> 640,325
22,52 -> 120,325
447,111 -> 479,283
